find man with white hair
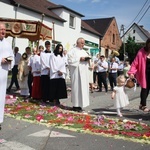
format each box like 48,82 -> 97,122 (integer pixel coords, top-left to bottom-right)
0,22 -> 14,129
68,37 -> 90,112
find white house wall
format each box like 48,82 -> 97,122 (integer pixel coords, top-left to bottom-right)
51,8 -> 84,50
124,25 -> 148,43
0,2 -> 15,18
0,1 -> 100,54
80,30 -> 99,53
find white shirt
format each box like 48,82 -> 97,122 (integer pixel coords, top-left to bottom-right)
40,51 -> 51,75
14,52 -> 21,65
31,54 -> 41,77
49,53 -> 66,79
118,63 -> 124,71
109,62 -> 118,73
97,60 -> 108,72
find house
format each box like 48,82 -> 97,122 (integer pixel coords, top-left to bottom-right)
84,17 -> 122,59
123,23 -> 150,44
0,0 -> 101,55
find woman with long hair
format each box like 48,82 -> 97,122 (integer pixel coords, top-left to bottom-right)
49,44 -> 67,106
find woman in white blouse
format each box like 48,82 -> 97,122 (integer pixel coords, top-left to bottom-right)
49,44 -> 67,106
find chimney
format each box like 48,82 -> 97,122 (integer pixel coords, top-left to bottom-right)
139,25 -> 144,28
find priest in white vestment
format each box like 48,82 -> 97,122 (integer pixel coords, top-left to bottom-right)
0,23 -> 14,126
68,37 -> 90,112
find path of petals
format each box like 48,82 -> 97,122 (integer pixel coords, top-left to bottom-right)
4,97 -> 150,144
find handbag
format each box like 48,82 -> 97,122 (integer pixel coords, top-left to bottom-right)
125,78 -> 137,89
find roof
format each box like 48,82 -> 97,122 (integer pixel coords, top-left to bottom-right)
48,5 -> 84,17
81,21 -> 102,37
5,0 -> 99,37
83,17 -> 114,36
10,0 -> 65,22
123,23 -> 150,39
135,23 -> 150,38
10,0 -> 84,22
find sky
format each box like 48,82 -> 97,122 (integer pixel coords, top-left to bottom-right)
51,0 -> 150,32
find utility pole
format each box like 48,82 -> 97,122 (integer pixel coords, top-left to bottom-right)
120,24 -> 126,61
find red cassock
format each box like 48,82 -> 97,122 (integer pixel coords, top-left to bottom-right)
31,76 -> 42,99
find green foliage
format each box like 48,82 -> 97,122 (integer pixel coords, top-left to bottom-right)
119,36 -> 144,63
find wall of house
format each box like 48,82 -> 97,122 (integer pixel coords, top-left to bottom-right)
50,9 -> 83,50
0,3 -> 34,53
80,30 -> 100,56
124,25 -> 148,43
0,2 -> 100,54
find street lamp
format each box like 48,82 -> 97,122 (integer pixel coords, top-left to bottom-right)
120,24 -> 126,61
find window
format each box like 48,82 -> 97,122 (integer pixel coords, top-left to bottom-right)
133,36 -> 135,40
133,30 -> 135,33
105,49 -> 109,58
112,34 -> 115,44
69,15 -> 75,28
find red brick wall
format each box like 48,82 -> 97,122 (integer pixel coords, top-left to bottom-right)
101,18 -> 122,53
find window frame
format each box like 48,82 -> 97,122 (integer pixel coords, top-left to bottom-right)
69,14 -> 75,29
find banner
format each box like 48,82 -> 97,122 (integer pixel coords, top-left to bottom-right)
0,18 -> 52,41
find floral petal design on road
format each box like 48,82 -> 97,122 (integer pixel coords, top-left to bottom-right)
4,97 -> 150,144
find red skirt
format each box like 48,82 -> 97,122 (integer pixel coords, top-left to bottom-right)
31,76 -> 42,99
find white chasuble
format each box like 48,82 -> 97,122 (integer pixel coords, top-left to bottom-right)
68,47 -> 89,108
0,38 -> 14,123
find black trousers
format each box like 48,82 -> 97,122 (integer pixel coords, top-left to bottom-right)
28,71 -> 33,97
41,75 -> 50,102
108,73 -> 117,90
8,65 -> 19,89
97,72 -> 108,92
140,71 -> 150,106
140,88 -> 150,106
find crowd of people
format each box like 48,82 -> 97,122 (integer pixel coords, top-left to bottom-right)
5,37 -> 150,115
5,37 -> 135,112
1,21 -> 150,129
7,41 -> 68,106
91,53 -> 131,93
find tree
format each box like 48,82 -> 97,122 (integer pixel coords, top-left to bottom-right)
119,36 -> 143,63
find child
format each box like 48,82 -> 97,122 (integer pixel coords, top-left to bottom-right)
111,75 -> 129,117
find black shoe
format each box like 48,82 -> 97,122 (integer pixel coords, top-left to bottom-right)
73,106 -> 83,112
54,99 -> 60,106
7,88 -> 10,92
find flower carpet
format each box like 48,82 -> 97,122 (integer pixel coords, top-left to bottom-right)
4,95 -> 150,144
